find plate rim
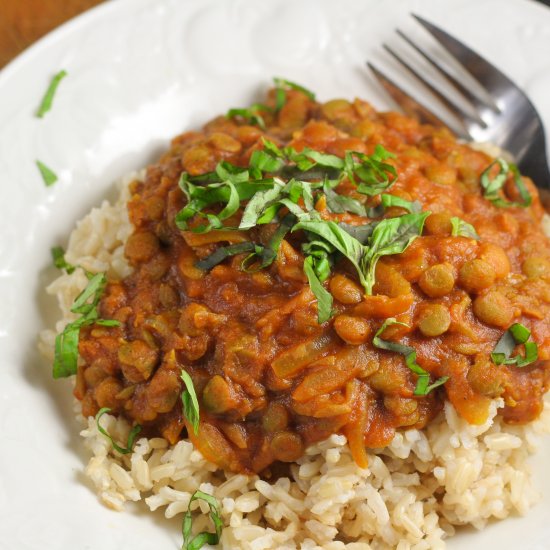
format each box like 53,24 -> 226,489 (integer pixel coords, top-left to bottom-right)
0,1 -> 549,549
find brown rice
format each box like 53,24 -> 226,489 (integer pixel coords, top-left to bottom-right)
39,173 -> 550,550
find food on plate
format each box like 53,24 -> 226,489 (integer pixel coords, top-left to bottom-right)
35,69 -> 67,185
41,78 -> 550,549
36,159 -> 58,187
36,69 -> 67,119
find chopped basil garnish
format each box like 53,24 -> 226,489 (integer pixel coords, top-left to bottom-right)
196,210 -> 425,307
450,217 -> 479,240
345,145 -> 398,196
174,114 -> 423,317
275,87 -> 286,112
373,318 -> 449,396
324,180 -> 367,216
196,242 -> 260,271
228,78 -> 314,121
294,212 -> 428,295
53,272 -> 121,378
36,69 -> 67,118
36,160 -> 58,187
53,325 -> 80,378
491,323 -> 538,368
267,141 -> 397,195
239,181 -> 285,229
175,165 -> 272,232
249,149 -> 285,173
95,407 -> 141,454
303,249 -> 334,324
72,272 -> 106,313
480,158 -> 532,208
181,370 -> 200,436
362,212 -> 429,294
302,239 -> 333,281
338,222 -> 377,244
293,218 -> 367,288
367,194 -> 422,218
175,139 -> 399,235
242,213 -> 296,271
51,246 -> 76,274
291,148 -> 345,171
239,177 -> 307,228
240,178 -> 314,229
227,103 -> 271,129
273,77 -> 315,111
182,490 -> 223,550
274,77 -> 316,101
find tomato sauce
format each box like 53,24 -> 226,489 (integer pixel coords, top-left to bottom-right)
75,89 -> 550,474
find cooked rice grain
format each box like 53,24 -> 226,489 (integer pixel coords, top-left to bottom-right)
40,176 -> 550,550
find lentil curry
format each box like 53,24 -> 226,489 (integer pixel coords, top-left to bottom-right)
67,84 -> 550,475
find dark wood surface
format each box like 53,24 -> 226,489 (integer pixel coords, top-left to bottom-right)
0,0 -> 105,68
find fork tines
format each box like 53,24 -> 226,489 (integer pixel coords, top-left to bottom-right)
368,14 -> 508,140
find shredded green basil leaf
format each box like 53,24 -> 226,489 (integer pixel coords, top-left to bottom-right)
273,77 -> 316,100
294,212 -> 427,295
362,212 -> 429,294
239,178 -> 315,229
188,178 -> 240,233
303,248 -> 334,324
95,319 -> 122,327
36,160 -> 58,186
229,78 -> 314,121
242,213 -> 296,271
249,149 -> 285,173
53,273 -> 121,378
227,104 -> 271,129
290,147 -> 345,171
51,246 -> 76,274
71,273 -> 107,314
53,325 -> 80,379
181,370 -> 200,435
182,490 -> 223,550
302,241 -> 333,282
491,323 -> 538,367
173,124 -> 415,316
373,318 -> 449,395
196,242 -> 260,271
95,407 -> 141,454
323,180 -> 367,216
480,158 -> 532,208
265,213 -> 295,259
338,222 -> 378,244
253,139 -> 397,196
345,145 -> 397,196
450,216 -> 479,240
176,168 -> 273,232
37,69 -> 67,118
275,87 -> 286,111
293,218 -> 368,289
367,194 -> 422,218
176,140 -> 400,235
239,180 -> 286,229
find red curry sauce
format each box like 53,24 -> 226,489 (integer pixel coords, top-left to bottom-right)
74,89 -> 550,474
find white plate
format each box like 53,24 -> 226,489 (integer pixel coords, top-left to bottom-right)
0,0 -> 549,548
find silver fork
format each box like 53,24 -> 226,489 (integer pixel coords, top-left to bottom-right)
367,14 -> 550,192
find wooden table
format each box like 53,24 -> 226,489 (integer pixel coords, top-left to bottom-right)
0,0 -> 105,68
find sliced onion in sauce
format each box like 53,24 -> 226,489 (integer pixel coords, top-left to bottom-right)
271,332 -> 335,378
